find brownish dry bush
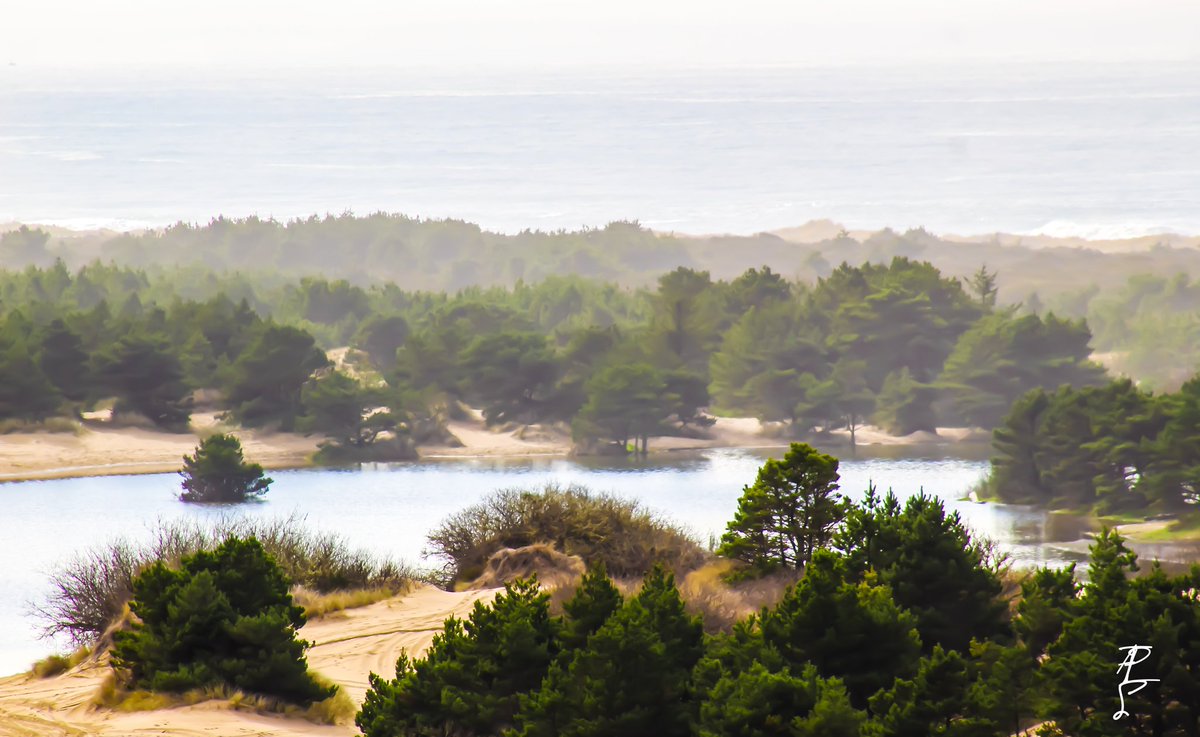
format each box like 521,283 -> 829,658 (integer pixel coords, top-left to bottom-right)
427,484 -> 707,584
37,513 -> 418,645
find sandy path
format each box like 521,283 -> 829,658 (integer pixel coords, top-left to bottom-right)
0,585 -> 498,737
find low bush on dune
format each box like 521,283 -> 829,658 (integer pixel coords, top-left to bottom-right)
426,484 -> 708,584
94,536 -> 355,722
38,513 -> 417,645
111,537 -> 332,705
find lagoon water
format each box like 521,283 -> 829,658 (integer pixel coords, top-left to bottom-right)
2,62 -> 1199,237
0,448 -> 1095,676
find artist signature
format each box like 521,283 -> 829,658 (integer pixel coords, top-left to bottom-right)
1115,645 -> 1160,720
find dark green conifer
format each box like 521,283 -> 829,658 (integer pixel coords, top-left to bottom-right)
358,578 -> 559,737
560,563 -> 622,649
510,566 -> 703,737
111,537 -> 331,704
697,662 -> 863,737
758,550 -> 922,708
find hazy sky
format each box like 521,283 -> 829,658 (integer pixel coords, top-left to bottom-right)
6,0 -> 1199,71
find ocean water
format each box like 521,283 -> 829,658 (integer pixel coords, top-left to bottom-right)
1,62 -> 1198,236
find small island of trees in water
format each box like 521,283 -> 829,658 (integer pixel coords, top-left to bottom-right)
34,443 -> 1200,735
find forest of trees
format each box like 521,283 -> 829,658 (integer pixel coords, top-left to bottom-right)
0,255 -> 1108,454
988,377 -> 1200,514
11,216 -> 1200,387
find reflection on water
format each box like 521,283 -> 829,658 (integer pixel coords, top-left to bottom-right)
0,447 -> 1186,675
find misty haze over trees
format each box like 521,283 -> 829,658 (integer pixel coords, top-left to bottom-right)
6,214 -> 1198,389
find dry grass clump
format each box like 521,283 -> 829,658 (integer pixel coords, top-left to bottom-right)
294,585 -> 408,619
0,417 -> 81,434
30,646 -> 91,678
678,560 -> 798,633
93,671 -> 355,724
544,559 -> 796,634
467,543 -> 586,590
38,513 -> 418,645
427,484 -> 708,585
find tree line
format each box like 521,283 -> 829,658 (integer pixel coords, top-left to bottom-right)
988,376 -> 1200,514
1,257 -> 1106,452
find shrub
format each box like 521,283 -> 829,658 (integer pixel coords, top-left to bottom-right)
111,537 -> 334,705
38,514 -> 417,645
179,433 -> 272,503
427,484 -> 707,583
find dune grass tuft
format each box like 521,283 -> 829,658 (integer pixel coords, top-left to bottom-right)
30,646 -> 91,678
93,671 -> 356,724
294,585 -> 408,619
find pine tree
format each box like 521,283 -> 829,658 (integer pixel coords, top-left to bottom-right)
866,645 -> 996,737
560,563 -> 623,650
91,332 -> 192,428
36,318 -> 91,402
179,433 -> 272,503
510,566 -> 703,737
758,551 -> 922,708
697,662 -> 864,737
873,368 -> 937,435
358,578 -> 560,737
0,337 -> 61,420
836,491 -> 1008,653
968,265 -> 998,310
1039,529 -> 1139,736
111,537 -> 332,704
719,443 -> 846,575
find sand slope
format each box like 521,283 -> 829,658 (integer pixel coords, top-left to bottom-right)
0,585 -> 497,737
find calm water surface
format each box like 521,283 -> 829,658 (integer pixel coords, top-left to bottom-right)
0,448 -> 1090,675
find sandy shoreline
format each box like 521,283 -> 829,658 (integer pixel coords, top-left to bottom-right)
0,414 -> 989,484
0,418 -> 320,484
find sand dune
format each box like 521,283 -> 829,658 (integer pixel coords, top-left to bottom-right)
0,585 -> 498,737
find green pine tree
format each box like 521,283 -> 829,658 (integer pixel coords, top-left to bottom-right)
358,578 -> 560,737
758,550 -> 922,708
510,566 -> 703,737
111,537 -> 332,704
697,661 -> 864,737
560,563 -> 623,650
836,490 -> 1008,653
179,433 -> 272,503
719,443 -> 847,575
